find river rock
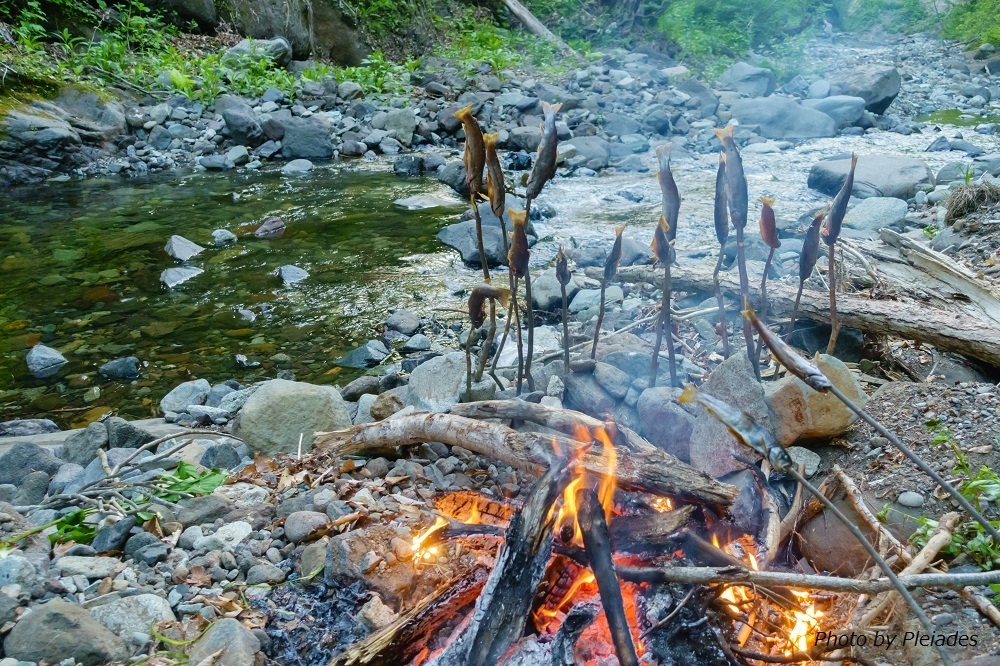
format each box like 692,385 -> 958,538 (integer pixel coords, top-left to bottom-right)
728,97 -> 836,140
688,351 -> 777,477
0,554 -> 37,588
223,37 -> 292,67
386,309 -> 421,335
91,516 -> 137,553
3,598 -> 127,665
562,136 -> 611,169
221,105 -> 264,147
160,266 -> 203,287
12,470 -> 49,505
801,95 -> 866,128
160,378 -> 211,414
436,218 -> 534,267
715,62 -> 776,97
384,108 -> 417,146
531,267 -> 583,311
800,493 -> 876,576
62,421 -> 109,466
0,442 -> 62,485
26,344 -> 67,379
844,197 -> 908,231
564,372 -> 617,416
284,510 -> 330,543
808,155 -> 934,200
0,419 -> 58,436
764,354 -> 867,446
88,594 -> 175,637
278,264 -> 309,285
186,617 -> 261,666
282,116 -> 334,159
406,352 -> 467,412
636,387 -> 695,459
335,340 -> 390,368
99,356 -> 140,380
831,65 -> 901,114
569,286 -> 624,313
178,493 -> 232,526
105,417 -> 156,449
282,158 -> 314,173
55,555 -> 125,579
235,379 -> 351,455
164,235 -> 205,261
193,520 -> 253,550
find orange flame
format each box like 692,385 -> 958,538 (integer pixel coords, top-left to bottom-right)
411,517 -> 447,563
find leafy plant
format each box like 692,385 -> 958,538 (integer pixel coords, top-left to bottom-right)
911,515 -> 1000,570
151,462 -> 227,503
50,508 -> 97,544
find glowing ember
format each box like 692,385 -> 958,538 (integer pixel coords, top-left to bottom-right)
411,517 -> 448,563
650,496 -> 674,512
786,589 -> 824,655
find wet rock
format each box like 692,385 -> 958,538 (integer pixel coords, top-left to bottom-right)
213,229 -> 238,245
0,419 -> 59,437
831,65 -> 901,114
636,387 -> 694,459
186,617 -> 261,666
436,218 -> 534,268
342,375 -> 380,402
160,266 -> 204,287
282,158 -> 314,173
277,264 -> 309,285
284,511 -> 329,543
844,197 -> 908,231
254,216 -> 286,238
387,309 -> 421,335
160,378 -> 211,414
808,155 -> 934,200
62,421 -> 109,466
88,594 -> 175,636
164,235 -> 205,261
562,136 -> 611,169
235,379 -> 351,455
193,521 -> 252,551
26,344 -> 68,379
715,62 -> 776,97
91,516 -> 137,553
99,356 -> 140,380
105,417 -> 156,450
0,442 -> 62,485
406,352 -> 468,412
282,116 -> 334,159
728,97 -> 836,140
801,95 -> 866,128
401,334 -> 432,353
221,104 -> 264,147
3,598 -> 127,665
688,351 -> 777,477
335,340 -> 390,368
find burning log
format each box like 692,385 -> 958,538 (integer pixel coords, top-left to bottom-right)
549,603 -> 599,666
314,412 -> 738,507
427,455 -> 571,665
576,488 -> 640,666
328,565 -> 489,666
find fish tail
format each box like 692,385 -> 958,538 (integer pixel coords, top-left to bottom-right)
759,196 -> 775,207
678,383 -> 699,403
508,208 -> 527,225
453,104 -> 473,120
719,151 -> 727,164
483,132 -> 498,148
742,303 -> 757,319
542,101 -> 563,116
495,287 -> 512,308
615,223 -> 627,236
655,144 -> 672,161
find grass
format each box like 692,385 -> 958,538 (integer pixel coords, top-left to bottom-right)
944,181 -> 1000,225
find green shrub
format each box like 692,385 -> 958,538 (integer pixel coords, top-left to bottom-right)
943,0 -> 1000,45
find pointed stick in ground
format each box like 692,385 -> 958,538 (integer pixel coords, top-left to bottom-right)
823,152 -> 857,355
577,489 -> 640,666
509,209 -> 531,394
746,305 -> 1000,547
754,196 -> 780,367
650,144 -> 680,387
478,132 -> 509,385
715,126 -> 756,376
469,283 -> 512,388
679,385 -> 953,666
713,151 -> 731,358
592,225 -> 625,360
556,246 -> 572,375
787,205 -> 827,343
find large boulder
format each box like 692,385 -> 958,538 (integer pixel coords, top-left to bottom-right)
728,97 -> 836,140
4,598 -> 128,665
151,0 -> 217,28
160,378 -> 212,414
88,594 -> 176,637
186,617 -> 260,666
281,115 -> 334,159
808,155 -> 934,200
436,208 -> 536,267
222,36 -> 293,67
222,0 -> 363,63
715,62 -> 777,97
222,104 -> 264,147
234,379 -> 351,455
801,95 -> 866,128
764,354 -> 868,446
562,136 -> 611,170
384,108 -> 417,147
687,351 -> 778,478
636,387 -> 695,460
831,65 -> 901,115
0,442 -> 62,485
406,352 -> 467,412
844,197 -> 908,231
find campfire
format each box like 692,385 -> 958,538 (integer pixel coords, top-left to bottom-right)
314,409 -> 860,666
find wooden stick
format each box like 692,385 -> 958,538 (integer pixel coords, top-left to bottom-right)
550,603 -> 598,666
328,565 -> 489,666
428,458 -> 571,665
577,489 -> 639,666
591,278 -> 607,359
500,0 -> 576,54
713,248 -> 731,358
827,243 -> 841,354
616,566 -> 1000,594
315,412 -> 738,507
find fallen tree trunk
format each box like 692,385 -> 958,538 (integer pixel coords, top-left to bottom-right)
607,260 -> 1000,367
314,412 -> 738,508
500,0 -> 575,55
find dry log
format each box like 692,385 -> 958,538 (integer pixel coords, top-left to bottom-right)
606,258 -> 1000,366
617,565 -> 1000,594
577,489 -> 639,666
428,458 -> 571,666
328,565 -> 489,666
314,412 -> 738,508
500,0 -> 575,54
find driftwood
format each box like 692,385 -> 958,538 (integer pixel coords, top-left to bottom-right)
501,0 -> 575,54
618,565 -> 1000,594
606,253 -> 1000,366
328,565 -> 489,666
428,460 -> 570,666
577,489 -> 639,666
314,412 -> 738,508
